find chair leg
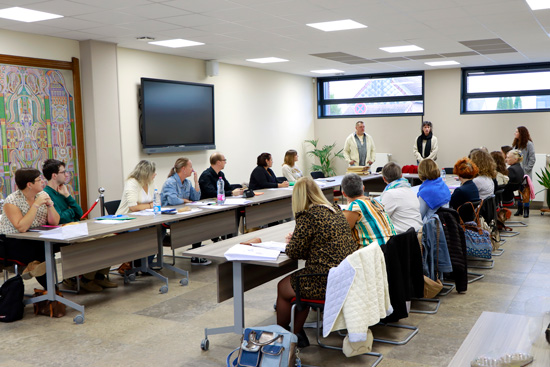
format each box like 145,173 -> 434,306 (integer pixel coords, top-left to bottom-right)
410,298 -> 440,314
468,257 -> 494,269
372,323 -> 418,345
468,272 -> 484,283
492,248 -> 504,256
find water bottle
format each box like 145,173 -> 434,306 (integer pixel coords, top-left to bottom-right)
441,168 -> 446,181
217,177 -> 225,205
153,189 -> 161,214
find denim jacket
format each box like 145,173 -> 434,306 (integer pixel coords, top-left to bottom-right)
161,173 -> 201,206
422,214 -> 453,280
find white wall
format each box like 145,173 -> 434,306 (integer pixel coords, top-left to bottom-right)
314,68 -> 550,175
0,29 -> 79,61
116,48 -> 315,192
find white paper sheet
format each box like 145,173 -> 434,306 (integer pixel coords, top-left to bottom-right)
224,198 -> 253,205
39,222 -> 89,240
250,241 -> 287,253
224,244 -> 280,261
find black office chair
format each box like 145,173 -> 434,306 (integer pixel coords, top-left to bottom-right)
444,167 -> 453,174
104,200 -> 121,215
310,171 -> 325,179
0,235 -> 25,282
276,177 -> 288,183
376,167 -> 383,173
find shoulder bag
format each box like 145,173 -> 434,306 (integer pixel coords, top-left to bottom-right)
227,325 -> 298,367
458,201 -> 492,259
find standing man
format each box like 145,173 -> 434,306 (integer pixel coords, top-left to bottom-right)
43,159 -> 117,292
198,153 -> 244,199
343,121 -> 376,167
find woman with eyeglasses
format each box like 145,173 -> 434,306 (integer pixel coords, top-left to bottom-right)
0,167 -> 60,287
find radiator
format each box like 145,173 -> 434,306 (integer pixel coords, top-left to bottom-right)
532,153 -> 548,202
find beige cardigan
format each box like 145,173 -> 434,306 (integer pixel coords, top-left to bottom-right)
343,133 -> 376,166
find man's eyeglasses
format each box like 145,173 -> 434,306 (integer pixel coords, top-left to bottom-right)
58,170 -> 67,175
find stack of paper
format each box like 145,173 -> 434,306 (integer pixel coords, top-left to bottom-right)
224,244 -> 280,261
251,241 -> 287,253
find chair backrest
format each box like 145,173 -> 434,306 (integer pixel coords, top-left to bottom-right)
104,200 -> 121,215
310,171 -> 325,179
479,195 -> 497,226
276,176 -> 287,183
376,167 -> 382,173
444,167 -> 453,174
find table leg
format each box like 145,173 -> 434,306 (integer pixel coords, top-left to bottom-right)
200,261 -> 245,350
155,224 -> 189,286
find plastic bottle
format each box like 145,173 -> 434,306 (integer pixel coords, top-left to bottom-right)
441,168 -> 446,181
153,189 -> 161,214
217,177 -> 225,205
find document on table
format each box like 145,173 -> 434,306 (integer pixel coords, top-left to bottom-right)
224,244 -> 280,261
250,241 -> 286,253
224,198 -> 253,205
39,222 -> 89,240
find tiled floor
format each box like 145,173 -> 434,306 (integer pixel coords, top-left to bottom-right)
1,212 -> 548,367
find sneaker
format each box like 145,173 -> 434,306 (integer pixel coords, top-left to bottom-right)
22,260 -> 47,280
62,277 -> 77,289
80,279 -> 103,292
94,277 -> 118,288
191,257 -> 212,266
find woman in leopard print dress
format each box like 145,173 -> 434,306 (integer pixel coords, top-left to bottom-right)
276,177 -> 359,342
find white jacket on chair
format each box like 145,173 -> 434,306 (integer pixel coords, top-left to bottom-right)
323,243 -> 392,342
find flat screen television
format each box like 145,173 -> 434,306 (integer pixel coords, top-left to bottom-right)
140,78 -> 215,154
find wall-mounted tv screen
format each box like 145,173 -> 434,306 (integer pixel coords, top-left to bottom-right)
140,78 -> 215,154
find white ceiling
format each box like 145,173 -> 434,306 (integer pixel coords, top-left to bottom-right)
1,0 -> 549,77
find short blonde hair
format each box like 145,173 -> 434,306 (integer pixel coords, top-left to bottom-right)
418,159 -> 440,181
508,149 -> 524,163
292,177 -> 333,215
128,160 -> 156,186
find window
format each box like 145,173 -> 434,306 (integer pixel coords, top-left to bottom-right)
317,72 -> 424,118
462,63 -> 550,113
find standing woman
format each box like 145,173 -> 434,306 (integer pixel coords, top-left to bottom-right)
512,126 -> 536,178
513,126 -> 535,217
281,149 -> 303,182
0,168 -> 60,288
413,121 -> 439,162
116,160 -> 157,215
249,152 -> 289,190
161,157 -> 200,205
276,177 -> 359,347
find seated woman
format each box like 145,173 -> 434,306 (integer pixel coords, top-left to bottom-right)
503,149 -> 525,215
276,177 -> 358,347
450,157 -> 480,213
0,168 -> 60,288
469,149 -> 496,200
249,152 -> 289,190
116,160 -> 157,273
341,173 -> 396,246
417,159 -> 451,220
491,151 -> 509,186
161,157 -> 200,205
281,149 -> 303,182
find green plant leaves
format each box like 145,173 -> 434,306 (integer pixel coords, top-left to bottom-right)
305,139 -> 344,177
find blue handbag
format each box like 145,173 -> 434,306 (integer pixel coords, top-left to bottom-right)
227,325 -> 299,367
458,201 -> 492,259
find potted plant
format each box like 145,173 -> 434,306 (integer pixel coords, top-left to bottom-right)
305,139 -> 344,177
536,164 -> 550,210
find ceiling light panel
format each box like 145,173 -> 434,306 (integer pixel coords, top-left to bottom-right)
148,39 -> 204,48
310,69 -> 344,74
379,45 -> 424,53
0,7 -> 63,22
425,60 -> 460,66
306,19 -> 367,32
526,0 -> 550,10
246,57 -> 288,63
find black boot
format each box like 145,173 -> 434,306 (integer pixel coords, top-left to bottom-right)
514,200 -> 523,216
297,329 -> 310,349
523,206 -> 530,218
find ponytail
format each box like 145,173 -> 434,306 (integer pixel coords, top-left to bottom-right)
168,158 -> 190,178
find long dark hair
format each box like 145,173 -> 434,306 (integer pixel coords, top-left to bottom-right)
512,126 -> 532,149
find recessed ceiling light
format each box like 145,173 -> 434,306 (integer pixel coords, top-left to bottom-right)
148,39 -> 204,48
307,19 -> 367,32
0,7 -> 62,22
526,0 -> 550,10
246,57 -> 288,64
425,60 -> 460,66
380,45 -> 424,53
310,69 -> 344,74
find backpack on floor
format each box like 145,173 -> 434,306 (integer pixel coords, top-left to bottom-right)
0,274 -> 25,322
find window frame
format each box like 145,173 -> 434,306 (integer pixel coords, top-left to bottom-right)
461,62 -> 550,114
317,71 -> 425,118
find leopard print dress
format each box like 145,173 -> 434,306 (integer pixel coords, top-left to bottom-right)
287,203 -> 359,300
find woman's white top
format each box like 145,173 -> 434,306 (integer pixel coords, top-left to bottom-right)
282,164 -> 303,182
116,178 -> 156,215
